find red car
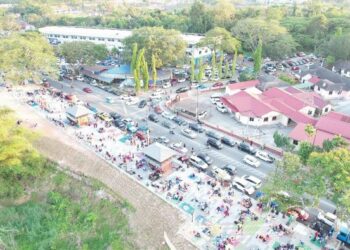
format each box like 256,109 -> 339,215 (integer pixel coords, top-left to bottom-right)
135,131 -> 146,141
213,82 -> 224,88
154,106 -> 163,114
83,87 -> 92,93
291,66 -> 300,71
287,207 -> 309,221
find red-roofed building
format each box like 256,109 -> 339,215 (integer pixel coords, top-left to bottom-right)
289,112 -> 350,146
221,86 -> 331,127
225,80 -> 261,95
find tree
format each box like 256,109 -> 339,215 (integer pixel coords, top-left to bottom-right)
218,53 -> 224,79
58,41 -> 108,65
141,54 -> 149,91
304,123 -> 316,145
211,0 -> 235,29
190,56 -> 195,83
253,39 -> 262,75
151,53 -> 157,89
273,131 -> 294,151
133,48 -> 144,93
188,1 -> 214,33
232,18 -> 287,52
211,51 -> 216,73
123,27 -> 186,68
224,60 -> 229,79
130,43 -> 138,72
201,27 -> 240,54
263,152 -> 325,211
297,142 -> 315,165
322,136 -> 348,152
196,58 -> 204,82
308,148 -> 350,217
263,34 -> 298,60
231,49 -> 237,78
321,33 -> 350,62
0,32 -> 57,84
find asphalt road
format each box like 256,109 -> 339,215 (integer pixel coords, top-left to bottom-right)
47,78 -> 336,214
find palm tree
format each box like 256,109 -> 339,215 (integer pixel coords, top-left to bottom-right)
304,124 -> 316,145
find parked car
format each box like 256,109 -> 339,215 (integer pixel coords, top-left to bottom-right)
162,82 -> 171,88
175,87 -> 190,93
170,142 -> 188,154
287,207 -> 309,221
114,120 -> 126,130
222,164 -> 237,176
138,99 -> 147,108
181,128 -> 197,139
213,82 -> 224,88
291,66 -> 300,71
135,131 -> 146,141
237,142 -> 256,155
207,138 -> 223,149
156,136 -> 170,145
216,105 -> 228,113
243,155 -> 261,168
172,116 -> 187,126
242,175 -> 262,189
83,87 -> 92,93
154,106 -> 163,114
233,177 -> 255,195
162,111 -> 176,120
197,153 -> 213,165
97,112 -> 112,122
221,137 -> 236,147
162,121 -> 176,130
77,75 -> 84,81
317,212 -> 337,227
206,130 -> 222,140
148,114 -> 159,122
212,166 -> 231,182
189,123 -> 204,133
189,155 -> 208,171
255,150 -> 275,163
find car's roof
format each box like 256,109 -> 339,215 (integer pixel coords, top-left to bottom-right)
245,175 -> 261,183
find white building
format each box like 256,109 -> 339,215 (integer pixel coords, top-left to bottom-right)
39,26 -> 207,57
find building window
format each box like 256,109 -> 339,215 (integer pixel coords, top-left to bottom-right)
63,35 -> 68,38
71,35 -> 77,39
272,116 -> 277,121
89,37 -> 95,40
329,90 -> 333,95
264,117 -> 268,122
338,90 -> 342,95
249,117 -> 254,122
293,140 -> 298,145
54,35 -> 60,38
324,107 -> 328,112
318,86 -> 320,91
308,110 -> 312,115
98,38 -> 105,41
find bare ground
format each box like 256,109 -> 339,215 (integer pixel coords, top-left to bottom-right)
0,91 -> 195,250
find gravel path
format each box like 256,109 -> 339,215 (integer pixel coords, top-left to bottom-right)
0,90 -> 195,250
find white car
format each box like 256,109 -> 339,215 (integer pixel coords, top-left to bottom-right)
120,94 -> 130,100
189,156 -> 208,171
77,76 -> 84,81
215,101 -> 225,107
242,175 -> 262,189
169,142 -> 188,154
255,150 -> 275,163
317,212 -> 337,227
162,111 -> 176,120
211,97 -> 220,104
125,97 -> 139,105
191,82 -> 199,88
216,105 -> 228,113
243,155 -> 261,168
162,82 -> 171,89
233,176 -> 255,195
178,78 -> 186,83
212,166 -> 231,182
181,128 -> 197,139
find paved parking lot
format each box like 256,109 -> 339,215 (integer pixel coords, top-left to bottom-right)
174,91 -> 293,146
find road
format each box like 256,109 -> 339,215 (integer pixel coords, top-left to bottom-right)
48,78 -> 336,213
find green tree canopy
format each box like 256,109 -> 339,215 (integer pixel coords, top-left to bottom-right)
188,1 -> 214,33
201,27 -> 240,54
58,41 -> 108,65
0,32 -> 57,84
320,33 -> 350,62
123,27 -> 186,68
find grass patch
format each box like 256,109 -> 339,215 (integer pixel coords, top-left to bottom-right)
0,170 -> 136,250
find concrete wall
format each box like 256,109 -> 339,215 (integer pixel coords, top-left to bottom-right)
299,106 -> 316,116
314,86 -> 343,100
234,111 -> 281,127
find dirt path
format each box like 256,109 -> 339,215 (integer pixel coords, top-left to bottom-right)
0,90 -> 195,250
